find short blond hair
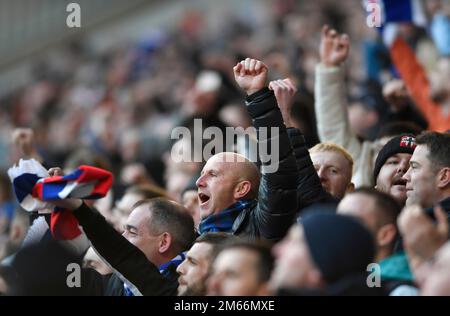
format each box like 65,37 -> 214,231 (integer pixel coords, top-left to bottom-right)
309,142 -> 354,171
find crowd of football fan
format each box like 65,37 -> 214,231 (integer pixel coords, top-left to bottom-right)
1,0 -> 450,296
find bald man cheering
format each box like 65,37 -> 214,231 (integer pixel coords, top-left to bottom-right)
196,58 -> 300,242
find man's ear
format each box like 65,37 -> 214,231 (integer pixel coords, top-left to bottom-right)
346,182 -> 355,194
377,224 -> 397,248
234,180 -> 252,199
159,232 -> 172,253
437,167 -> 450,189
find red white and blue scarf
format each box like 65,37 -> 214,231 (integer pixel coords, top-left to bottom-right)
8,159 -> 113,240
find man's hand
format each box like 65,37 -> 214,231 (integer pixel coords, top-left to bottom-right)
383,79 -> 410,110
320,25 -> 350,68
12,128 -> 37,158
398,204 -> 448,263
48,167 -> 64,177
269,78 -> 297,128
233,58 -> 268,95
47,167 -> 83,210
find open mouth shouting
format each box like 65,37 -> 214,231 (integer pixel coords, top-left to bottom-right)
198,192 -> 211,207
392,177 -> 407,191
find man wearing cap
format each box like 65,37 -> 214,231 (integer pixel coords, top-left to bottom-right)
373,134 -> 417,206
269,212 -> 383,295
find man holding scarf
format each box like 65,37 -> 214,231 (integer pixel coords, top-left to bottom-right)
16,58 -> 299,295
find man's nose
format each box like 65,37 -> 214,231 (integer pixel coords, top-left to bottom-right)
397,161 -> 409,174
196,174 -> 205,187
317,168 -> 327,181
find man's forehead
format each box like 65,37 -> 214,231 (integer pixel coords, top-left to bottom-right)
127,206 -> 150,225
410,145 -> 429,162
387,152 -> 412,161
203,157 -> 238,173
189,242 -> 213,259
311,151 -> 348,167
215,248 -> 256,269
414,144 -> 429,155
207,152 -> 248,165
203,159 -> 223,171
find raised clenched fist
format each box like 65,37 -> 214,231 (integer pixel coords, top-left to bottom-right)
269,78 -> 298,128
320,25 -> 350,68
233,58 -> 268,95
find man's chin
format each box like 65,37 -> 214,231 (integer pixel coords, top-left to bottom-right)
405,193 -> 421,206
177,286 -> 186,296
391,189 -> 407,205
179,285 -> 206,296
200,208 -> 213,219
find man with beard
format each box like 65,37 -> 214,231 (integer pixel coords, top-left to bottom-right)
176,233 -> 233,296
373,134 -> 417,206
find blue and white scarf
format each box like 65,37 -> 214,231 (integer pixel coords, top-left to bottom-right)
198,199 -> 257,234
123,252 -> 186,296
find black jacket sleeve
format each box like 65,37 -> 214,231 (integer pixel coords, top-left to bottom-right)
286,127 -> 338,212
80,269 -> 135,296
245,88 -> 300,241
72,203 -> 177,296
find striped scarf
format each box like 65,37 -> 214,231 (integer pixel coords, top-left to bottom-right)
198,199 -> 257,234
123,252 -> 186,296
8,159 -> 113,240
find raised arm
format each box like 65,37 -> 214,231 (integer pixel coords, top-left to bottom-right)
269,78 -> 337,211
315,25 -> 376,187
390,37 -> 449,132
47,198 -> 176,296
233,59 -> 299,241
11,128 -> 44,163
